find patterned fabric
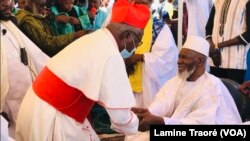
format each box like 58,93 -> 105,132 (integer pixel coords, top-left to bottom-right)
210,0 -> 250,69
219,0 -> 231,36
152,18 -> 164,46
16,9 -> 75,57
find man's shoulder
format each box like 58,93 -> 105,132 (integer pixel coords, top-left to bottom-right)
16,10 -> 43,25
203,72 -> 225,89
204,72 -> 221,82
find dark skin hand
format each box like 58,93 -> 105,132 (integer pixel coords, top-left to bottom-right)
55,15 -> 80,25
69,16 -> 80,25
124,54 -> 143,75
124,54 -> 143,66
132,107 -> 164,132
207,37 -> 243,67
207,38 -> 221,67
239,81 -> 250,95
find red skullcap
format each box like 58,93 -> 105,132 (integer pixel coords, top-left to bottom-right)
111,0 -> 150,29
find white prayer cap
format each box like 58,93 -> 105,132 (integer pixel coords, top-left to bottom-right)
182,36 -> 209,57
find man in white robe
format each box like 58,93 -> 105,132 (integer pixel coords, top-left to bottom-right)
16,0 -> 150,140
125,19 -> 178,108
206,0 -> 250,84
0,0 -> 49,139
125,36 -> 242,141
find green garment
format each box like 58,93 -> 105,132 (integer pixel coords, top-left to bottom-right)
12,7 -> 19,15
50,5 -> 91,35
16,9 -> 75,57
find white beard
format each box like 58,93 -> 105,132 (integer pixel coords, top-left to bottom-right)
178,67 -> 196,80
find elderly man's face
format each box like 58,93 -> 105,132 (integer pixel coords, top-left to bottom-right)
177,48 -> 198,80
0,0 -> 12,18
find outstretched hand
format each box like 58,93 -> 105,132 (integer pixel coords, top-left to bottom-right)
132,107 -> 164,132
239,81 -> 250,95
124,54 -> 143,66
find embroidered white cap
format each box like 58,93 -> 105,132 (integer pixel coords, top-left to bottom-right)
182,36 -> 210,57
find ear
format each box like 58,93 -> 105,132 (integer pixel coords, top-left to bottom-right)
123,31 -> 131,39
197,57 -> 205,66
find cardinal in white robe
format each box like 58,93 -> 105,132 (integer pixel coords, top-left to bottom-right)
16,0 -> 151,141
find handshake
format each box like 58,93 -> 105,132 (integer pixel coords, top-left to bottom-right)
131,107 -> 164,132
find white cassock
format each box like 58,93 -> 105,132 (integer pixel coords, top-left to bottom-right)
135,24 -> 178,108
126,72 -> 242,141
0,20 -> 49,139
185,0 -> 213,37
16,28 -> 139,141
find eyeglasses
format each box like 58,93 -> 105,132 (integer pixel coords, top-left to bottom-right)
127,31 -> 143,47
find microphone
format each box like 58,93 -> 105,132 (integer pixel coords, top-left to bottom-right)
20,48 -> 28,66
2,29 -> 7,35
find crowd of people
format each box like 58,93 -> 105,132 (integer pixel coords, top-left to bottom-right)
1,0 -> 250,141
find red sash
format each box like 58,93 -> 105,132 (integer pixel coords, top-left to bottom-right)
33,67 -> 95,123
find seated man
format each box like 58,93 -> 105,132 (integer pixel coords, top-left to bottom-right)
126,36 -> 242,141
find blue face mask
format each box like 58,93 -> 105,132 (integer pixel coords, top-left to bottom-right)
120,47 -> 136,59
120,34 -> 136,59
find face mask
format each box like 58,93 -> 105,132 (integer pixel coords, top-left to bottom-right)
120,47 -> 136,59
120,35 -> 136,59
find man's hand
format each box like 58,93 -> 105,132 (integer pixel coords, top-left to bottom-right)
134,109 -> 164,132
55,14 -> 70,23
131,107 -> 148,114
131,107 -> 148,122
69,17 -> 80,25
73,30 -> 89,39
239,81 -> 250,95
124,54 -> 143,66
211,49 -> 221,67
207,38 -> 221,67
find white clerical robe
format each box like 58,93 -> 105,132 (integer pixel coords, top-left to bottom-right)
0,20 -> 49,139
126,72 -> 242,141
136,24 -> 178,108
185,0 -> 213,37
16,28 -> 139,141
149,72 -> 241,124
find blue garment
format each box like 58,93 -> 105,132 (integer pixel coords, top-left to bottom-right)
93,9 -> 107,30
50,5 -> 91,35
152,18 -> 164,46
245,50 -> 250,80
